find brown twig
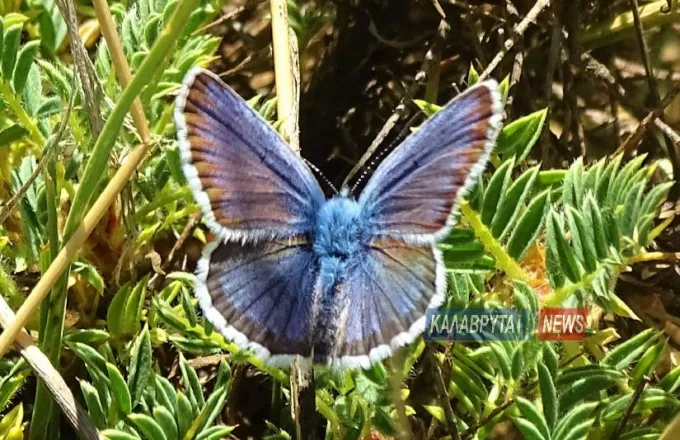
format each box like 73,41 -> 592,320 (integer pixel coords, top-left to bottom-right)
610,378 -> 648,440
462,400 -> 514,440
55,0 -> 103,136
629,0 -> 661,103
428,350 -> 460,440
478,0 -> 552,82
0,297 -> 101,440
616,83 -> 680,156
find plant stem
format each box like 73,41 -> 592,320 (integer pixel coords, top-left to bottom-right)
580,0 -> 680,48
459,201 -> 530,283
0,0 -> 200,358
271,0 -> 296,149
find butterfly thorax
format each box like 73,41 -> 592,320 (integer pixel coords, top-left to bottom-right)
312,196 -> 366,264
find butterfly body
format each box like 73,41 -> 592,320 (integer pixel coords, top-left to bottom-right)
175,67 -> 503,370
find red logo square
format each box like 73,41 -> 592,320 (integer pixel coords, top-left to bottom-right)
538,308 -> 588,341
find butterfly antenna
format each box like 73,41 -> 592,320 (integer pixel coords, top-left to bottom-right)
303,158 -> 338,195
350,111 -> 424,194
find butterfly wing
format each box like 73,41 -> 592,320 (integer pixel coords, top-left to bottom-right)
358,80 -> 503,243
197,238 -> 320,366
331,238 -> 444,369
175,67 -> 325,242
333,81 -> 502,369
175,68 -> 325,365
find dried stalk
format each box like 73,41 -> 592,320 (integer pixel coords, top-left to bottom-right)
92,0 -> 151,144
0,296 -> 101,440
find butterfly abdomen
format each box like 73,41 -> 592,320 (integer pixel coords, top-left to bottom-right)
311,196 -> 369,364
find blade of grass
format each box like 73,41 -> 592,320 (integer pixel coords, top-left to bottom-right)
0,0 -> 200,357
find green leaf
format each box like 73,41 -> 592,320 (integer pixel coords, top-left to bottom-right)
547,210 -> 582,284
602,328 -> 658,370
153,375 -> 177,416
513,417 -> 547,440
63,329 -> 110,344
481,157 -> 515,226
565,206 -> 597,273
491,166 -> 539,239
176,392 -> 193,439
73,260 -> 106,295
35,0 -> 67,53
179,354 -> 204,413
557,419 -> 594,440
196,426 -> 237,440
36,96 -> 64,118
0,124 -> 29,147
107,362 -> 132,415
468,64 -> 479,85
496,108 -> 547,161
552,402 -> 598,440
79,380 -> 107,429
128,413 -> 168,440
1,25 -> 22,80
506,189 -> 550,260
451,363 -> 487,403
583,194 -> 608,260
489,342 -> 512,380
108,282 -> 132,337
0,18 -> 4,61
596,155 -> 622,203
537,362 -> 557,432
413,99 -> 441,117
659,365 -> 680,393
556,365 -> 623,386
12,40 -> 40,94
630,340 -> 666,386
128,326 -> 153,408
68,342 -> 109,383
619,428 -> 661,440
511,345 -> 524,380
558,375 -> 620,413
101,430 -> 140,440
185,384 -> 229,438
602,388 -> 679,422
542,344 -> 559,378
153,405 -> 177,440
514,397 -> 550,440
124,275 -> 151,335
563,157 -> 584,208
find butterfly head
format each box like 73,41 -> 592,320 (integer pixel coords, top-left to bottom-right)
313,195 -> 366,263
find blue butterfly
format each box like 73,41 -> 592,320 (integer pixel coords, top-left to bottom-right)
174,68 -> 503,370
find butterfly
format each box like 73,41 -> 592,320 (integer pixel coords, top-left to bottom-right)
174,67 -> 503,370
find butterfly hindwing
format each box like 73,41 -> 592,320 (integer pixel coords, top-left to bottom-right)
175,67 -> 325,242
196,237 -> 321,366
358,80 -> 503,242
331,239 -> 444,369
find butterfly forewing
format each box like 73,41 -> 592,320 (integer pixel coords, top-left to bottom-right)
175,68 -> 324,242
359,81 -> 503,243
